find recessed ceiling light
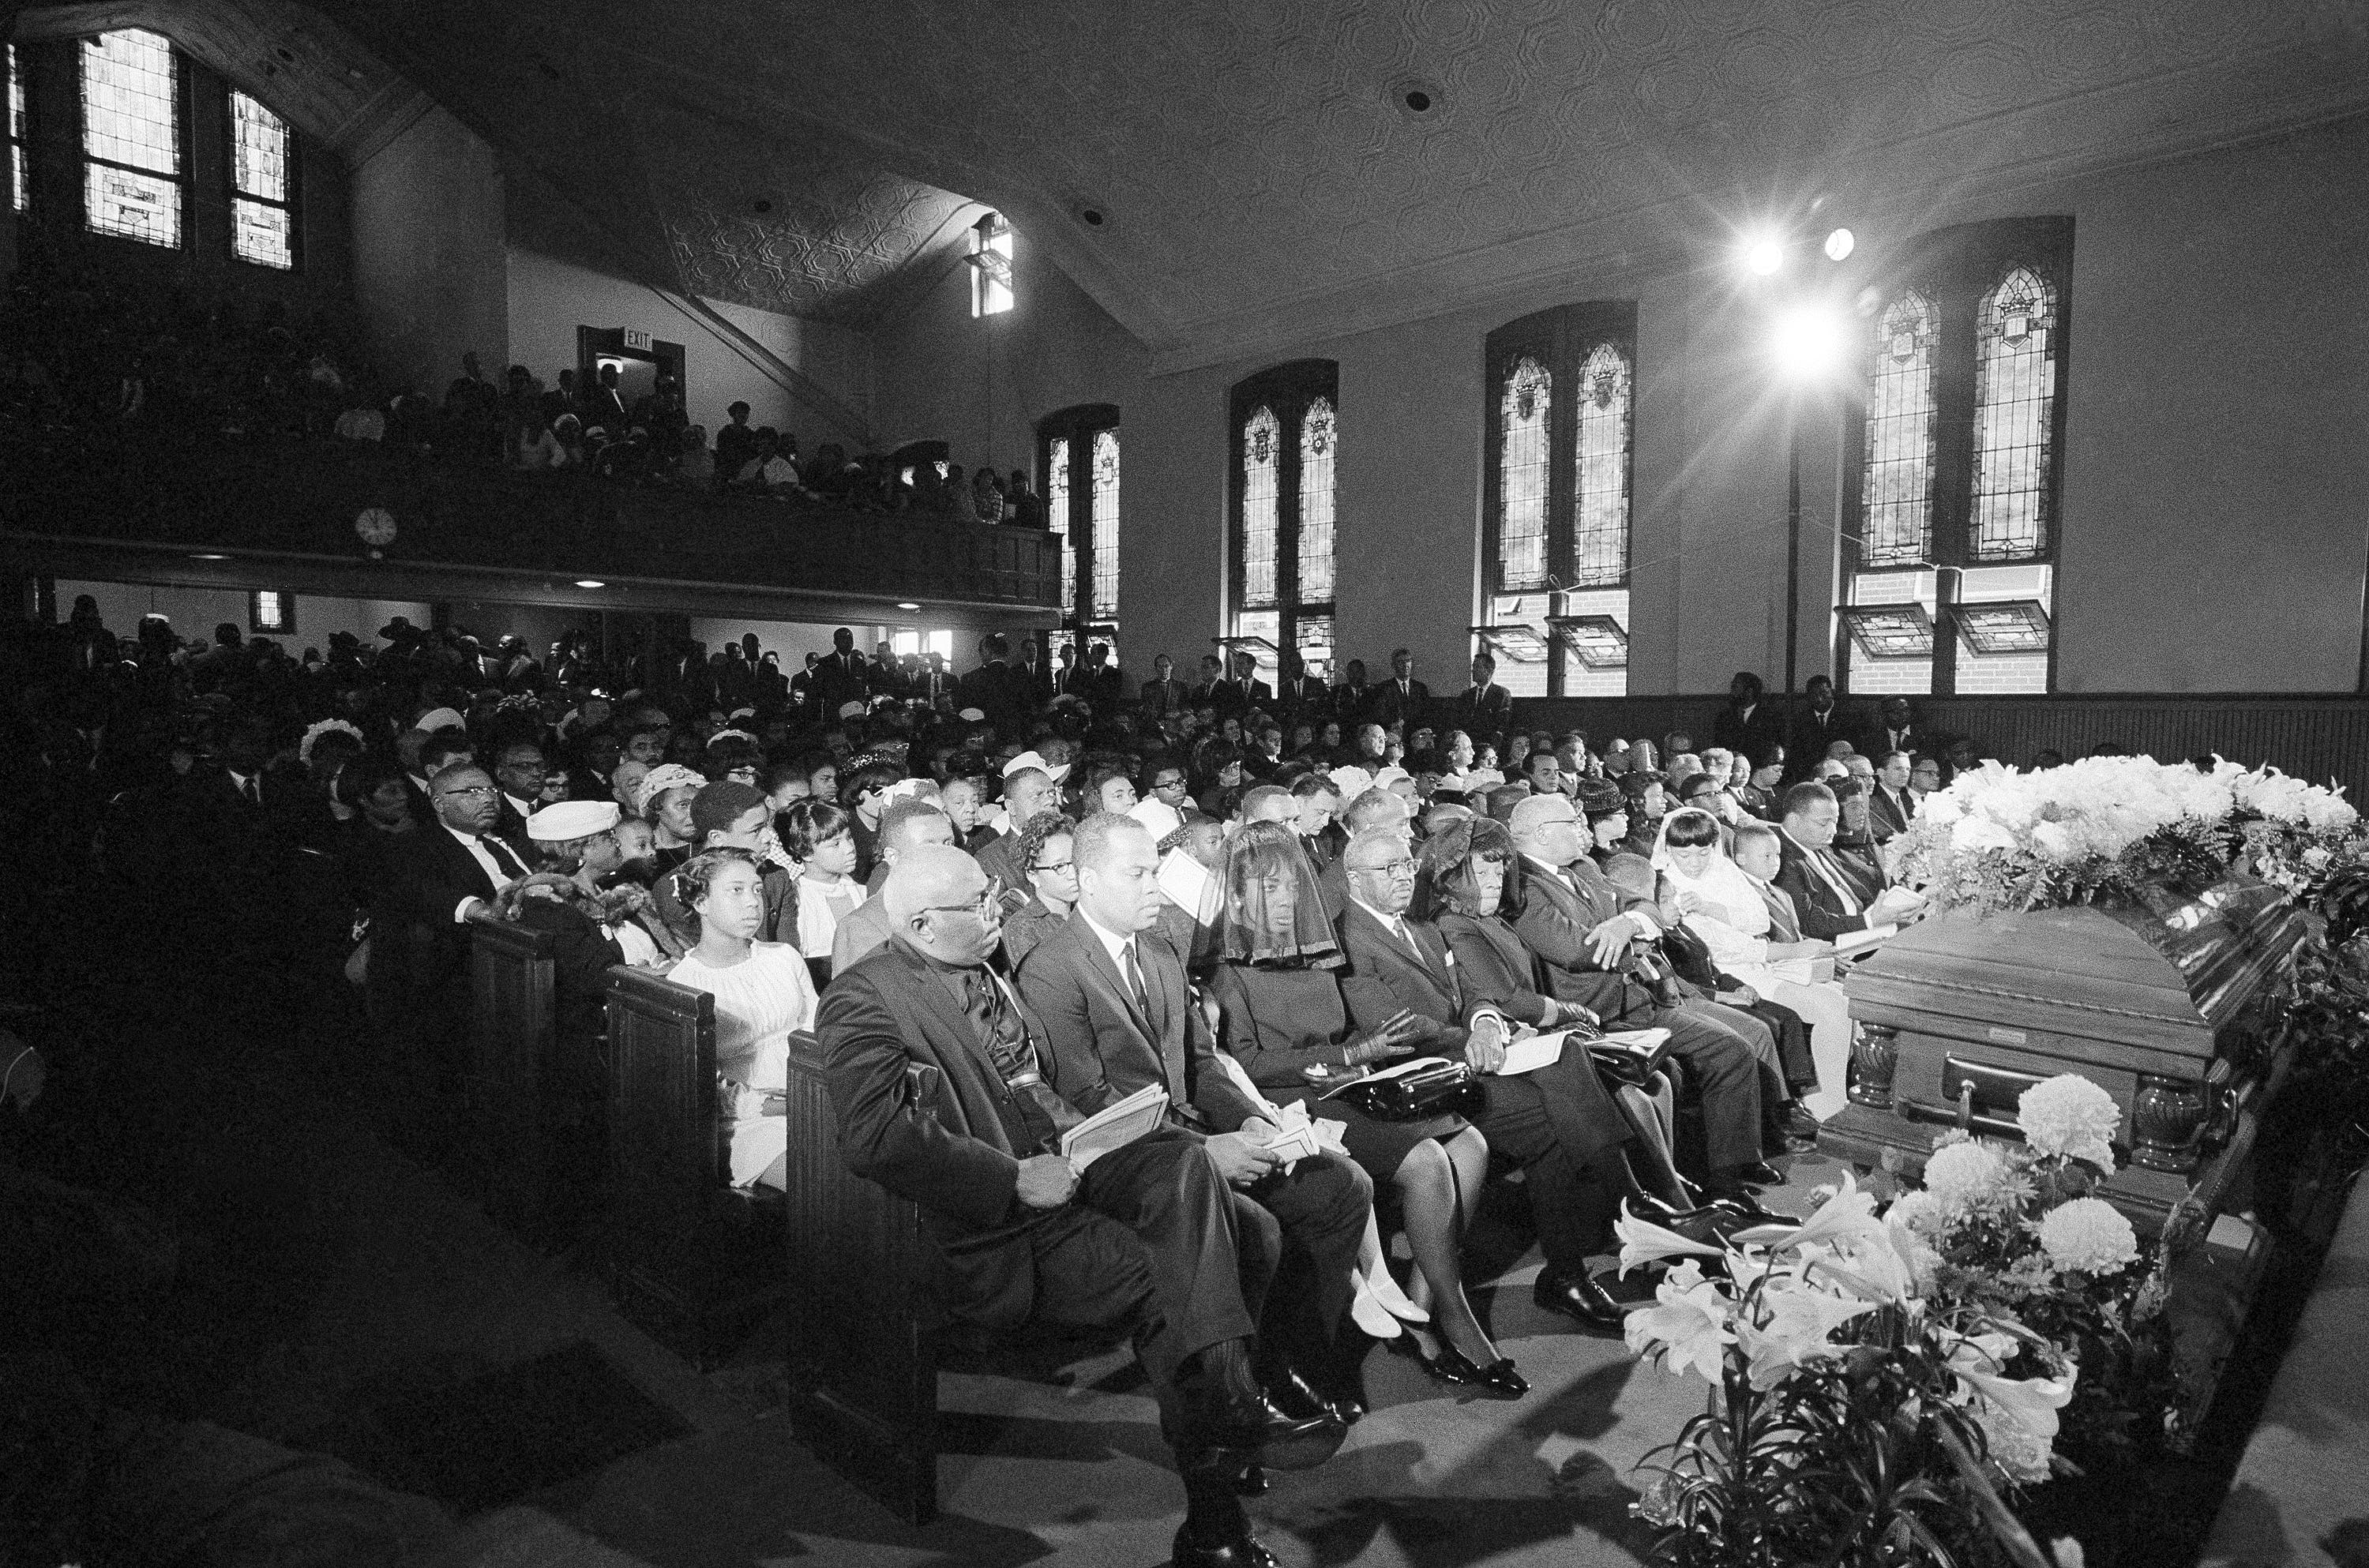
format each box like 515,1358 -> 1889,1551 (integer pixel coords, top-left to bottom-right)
190,553 -> 227,561
1824,227 -> 1857,261
1070,199 -> 1109,231
897,602 -> 920,611
574,579 -> 605,588
1389,77 -> 1445,121
1742,235 -> 1785,276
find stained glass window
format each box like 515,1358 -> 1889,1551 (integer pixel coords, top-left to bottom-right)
1090,429 -> 1120,622
1240,406 -> 1280,610
1572,343 -> 1631,587
1046,436 -> 1075,620
81,28 -> 182,249
7,47 -> 26,215
1863,291 -> 1937,568
1297,397 -> 1336,606
1229,363 -> 1338,669
1497,356 -> 1551,591
229,90 -> 294,269
1970,265 -> 2057,561
1843,221 -> 2067,697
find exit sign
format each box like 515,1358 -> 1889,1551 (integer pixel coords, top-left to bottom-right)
622,328 -> 653,351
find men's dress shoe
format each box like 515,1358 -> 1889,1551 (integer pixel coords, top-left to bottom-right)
1266,1364 -> 1359,1427
1738,1161 -> 1788,1187
1423,1345 -> 1528,1400
1782,1104 -> 1823,1139
1196,1390 -> 1346,1471
1173,1524 -> 1282,1568
1534,1267 -> 1629,1331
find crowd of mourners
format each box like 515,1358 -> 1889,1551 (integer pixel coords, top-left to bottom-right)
0,259 -> 1045,520
7,591 -> 2052,1564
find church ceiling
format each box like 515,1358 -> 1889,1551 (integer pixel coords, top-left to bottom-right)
36,0 -> 2369,352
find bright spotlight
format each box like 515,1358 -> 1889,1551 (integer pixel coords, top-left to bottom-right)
1772,305 -> 1846,381
1743,235 -> 1785,276
1823,227 -> 1856,261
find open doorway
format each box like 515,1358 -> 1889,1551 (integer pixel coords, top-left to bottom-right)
576,327 -> 687,428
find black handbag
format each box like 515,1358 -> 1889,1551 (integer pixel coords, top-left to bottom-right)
1323,1057 -> 1485,1121
1586,1030 -> 1677,1091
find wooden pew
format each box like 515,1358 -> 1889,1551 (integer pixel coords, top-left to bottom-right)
603,965 -> 788,1367
781,1028 -> 939,1522
468,920 -> 557,1232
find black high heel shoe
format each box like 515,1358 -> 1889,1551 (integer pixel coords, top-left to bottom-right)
1424,1345 -> 1528,1400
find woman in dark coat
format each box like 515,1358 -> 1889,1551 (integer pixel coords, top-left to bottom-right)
1207,823 -> 1524,1397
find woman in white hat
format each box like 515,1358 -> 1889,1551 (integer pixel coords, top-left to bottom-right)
633,763 -> 707,875
667,847 -> 819,1191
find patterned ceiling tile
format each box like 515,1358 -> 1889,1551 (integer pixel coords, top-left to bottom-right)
278,0 -> 2369,348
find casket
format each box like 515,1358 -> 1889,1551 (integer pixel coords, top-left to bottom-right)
1815,872 -> 2309,1236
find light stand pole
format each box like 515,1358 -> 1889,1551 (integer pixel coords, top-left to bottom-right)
1784,397 -> 1803,710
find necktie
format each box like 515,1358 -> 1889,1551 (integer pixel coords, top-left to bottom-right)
1391,916 -> 1419,955
964,970 -> 1074,1149
1120,941 -> 1151,1017
483,835 -> 527,880
1759,880 -> 1800,942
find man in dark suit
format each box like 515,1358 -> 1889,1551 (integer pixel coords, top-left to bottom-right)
1333,659 -> 1374,726
1368,648 -> 1430,732
1447,651 -> 1515,758
1504,793 -> 1774,1199
810,628 -> 870,718
489,739 -> 546,857
1774,782 -> 1924,940
1230,651 -> 1275,714
1079,642 -> 1124,710
381,763 -> 534,1087
1192,653 -> 1241,715
959,633 -> 1030,736
1860,697 -> 1922,775
1711,672 -> 1788,775
1017,635 -> 1053,701
819,847 -> 1345,1566
1275,651 -> 1331,724
973,765 -> 1062,895
1331,828 -> 1632,1330
1022,814 -> 1372,1403
1868,750 -> 1917,843
1141,654 -> 1188,718
1784,675 -> 1851,782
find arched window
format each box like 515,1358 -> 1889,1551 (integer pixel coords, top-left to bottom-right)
1036,403 -> 1121,658
1227,361 -> 1339,688
1971,265 -> 2059,562
1861,291 -> 1939,568
1481,302 -> 1637,696
1841,219 -> 2071,699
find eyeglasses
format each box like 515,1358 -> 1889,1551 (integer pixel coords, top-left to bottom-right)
1353,858 -> 1418,879
1033,860 -> 1074,876
437,785 -> 498,799
921,887 -> 1001,920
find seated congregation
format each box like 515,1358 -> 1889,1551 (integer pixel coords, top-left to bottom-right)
9,600 -> 2038,1566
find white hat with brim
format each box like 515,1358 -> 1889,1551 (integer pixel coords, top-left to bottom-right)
528,800 -> 621,841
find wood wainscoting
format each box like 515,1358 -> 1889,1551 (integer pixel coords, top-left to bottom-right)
1510,693 -> 2369,799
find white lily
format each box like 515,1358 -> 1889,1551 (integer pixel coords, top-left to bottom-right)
1613,1202 -> 1729,1275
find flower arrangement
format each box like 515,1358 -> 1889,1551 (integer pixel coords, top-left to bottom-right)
1626,1074 -> 2178,1567
1893,755 -> 2358,915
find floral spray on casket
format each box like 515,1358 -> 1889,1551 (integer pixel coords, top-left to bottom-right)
1623,1074 -> 2173,1568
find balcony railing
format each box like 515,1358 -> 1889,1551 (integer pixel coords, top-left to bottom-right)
0,430 -> 1064,613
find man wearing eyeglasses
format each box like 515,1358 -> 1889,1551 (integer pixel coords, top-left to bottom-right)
381,763 -> 535,1108
820,845 -> 1346,1567
1332,828 -> 1635,1331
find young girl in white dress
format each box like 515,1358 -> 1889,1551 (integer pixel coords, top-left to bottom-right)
666,849 -> 818,1190
779,797 -> 867,981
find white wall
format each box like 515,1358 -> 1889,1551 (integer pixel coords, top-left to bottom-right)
505,249 -> 876,452
58,583 -> 432,652
350,106 -> 509,401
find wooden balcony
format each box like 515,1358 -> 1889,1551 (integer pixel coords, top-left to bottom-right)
0,430 -> 1064,624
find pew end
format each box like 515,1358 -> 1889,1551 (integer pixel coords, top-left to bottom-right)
603,965 -> 788,1368
468,921 -> 557,1234
783,1027 -> 940,1523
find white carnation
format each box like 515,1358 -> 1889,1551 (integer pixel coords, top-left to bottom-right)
2037,1197 -> 2140,1275
2304,789 -> 2358,834
2016,1075 -> 2120,1170
1923,1138 -> 2013,1214
1885,1188 -> 1947,1235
